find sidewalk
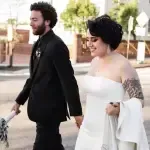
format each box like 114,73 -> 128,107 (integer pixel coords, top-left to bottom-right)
0,58 -> 150,76
0,69 -> 150,149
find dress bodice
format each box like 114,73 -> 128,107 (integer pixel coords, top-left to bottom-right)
78,75 -> 125,135
81,75 -> 125,102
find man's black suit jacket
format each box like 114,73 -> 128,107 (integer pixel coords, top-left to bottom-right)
15,30 -> 82,124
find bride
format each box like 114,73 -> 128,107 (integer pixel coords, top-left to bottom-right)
75,15 -> 148,150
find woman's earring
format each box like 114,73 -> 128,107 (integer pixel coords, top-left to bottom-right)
107,45 -> 111,54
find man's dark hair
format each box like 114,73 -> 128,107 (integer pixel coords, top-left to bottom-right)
30,1 -> 57,28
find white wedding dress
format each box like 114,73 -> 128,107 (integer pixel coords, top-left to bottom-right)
75,75 -> 135,150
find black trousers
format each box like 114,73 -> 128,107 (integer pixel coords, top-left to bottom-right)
33,122 -> 65,150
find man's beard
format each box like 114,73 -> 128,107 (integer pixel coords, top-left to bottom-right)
33,22 -> 46,35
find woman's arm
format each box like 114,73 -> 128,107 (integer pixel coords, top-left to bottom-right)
106,60 -> 144,116
121,61 -> 144,107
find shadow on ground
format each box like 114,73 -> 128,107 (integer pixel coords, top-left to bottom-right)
0,66 -> 29,71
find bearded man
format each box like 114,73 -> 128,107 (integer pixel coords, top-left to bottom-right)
11,2 -> 83,150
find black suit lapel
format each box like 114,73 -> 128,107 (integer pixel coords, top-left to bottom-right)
30,30 -> 54,80
31,42 -> 48,80
30,41 -> 39,75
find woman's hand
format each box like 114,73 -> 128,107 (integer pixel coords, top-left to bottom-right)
105,102 -> 120,116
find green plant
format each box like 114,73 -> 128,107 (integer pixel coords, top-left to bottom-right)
60,0 -> 99,34
118,1 -> 138,39
109,0 -> 138,40
7,18 -> 17,25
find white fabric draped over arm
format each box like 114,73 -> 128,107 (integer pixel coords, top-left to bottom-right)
102,98 -> 149,150
116,98 -> 149,150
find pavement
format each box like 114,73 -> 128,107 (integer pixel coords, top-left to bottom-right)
0,63 -> 90,76
0,58 -> 150,76
0,68 -> 150,149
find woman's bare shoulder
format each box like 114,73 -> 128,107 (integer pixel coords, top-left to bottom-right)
115,53 -> 139,79
115,53 -> 132,67
113,53 -> 138,75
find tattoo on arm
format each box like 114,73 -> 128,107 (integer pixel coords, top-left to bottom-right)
122,78 -> 144,100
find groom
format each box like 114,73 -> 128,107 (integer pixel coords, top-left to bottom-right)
11,2 -> 83,150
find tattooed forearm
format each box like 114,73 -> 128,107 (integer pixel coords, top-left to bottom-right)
123,78 -> 144,100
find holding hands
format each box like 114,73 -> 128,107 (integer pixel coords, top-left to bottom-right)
106,102 -> 120,116
74,116 -> 84,129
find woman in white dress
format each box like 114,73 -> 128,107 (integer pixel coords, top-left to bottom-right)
75,15 -> 145,150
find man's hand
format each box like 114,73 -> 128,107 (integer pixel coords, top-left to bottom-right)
11,102 -> 21,115
74,116 -> 83,129
105,102 -> 120,116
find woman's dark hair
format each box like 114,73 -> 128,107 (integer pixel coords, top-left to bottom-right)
30,2 -> 57,28
87,14 -> 123,50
